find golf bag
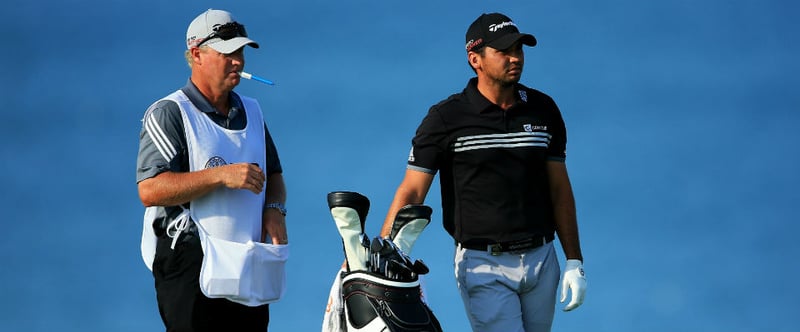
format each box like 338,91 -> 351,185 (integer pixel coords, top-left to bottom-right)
341,271 -> 441,332
323,191 -> 442,332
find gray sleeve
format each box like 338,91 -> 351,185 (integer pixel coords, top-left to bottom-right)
136,99 -> 186,183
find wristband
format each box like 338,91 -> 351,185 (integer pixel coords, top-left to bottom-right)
266,202 -> 287,216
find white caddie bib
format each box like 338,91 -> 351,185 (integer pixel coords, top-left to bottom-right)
140,90 -> 288,306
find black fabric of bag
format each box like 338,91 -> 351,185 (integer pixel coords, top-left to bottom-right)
342,272 -> 442,332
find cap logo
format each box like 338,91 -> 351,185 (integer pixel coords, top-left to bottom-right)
488,21 -> 516,32
465,38 -> 483,51
187,36 -> 200,48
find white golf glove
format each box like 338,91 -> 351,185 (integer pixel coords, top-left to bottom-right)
560,259 -> 587,311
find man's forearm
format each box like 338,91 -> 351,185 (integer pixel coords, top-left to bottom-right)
547,162 -> 584,261
264,173 -> 286,205
138,169 -> 223,207
553,198 -> 583,261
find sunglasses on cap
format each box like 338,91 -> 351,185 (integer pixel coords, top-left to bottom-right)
196,22 -> 248,47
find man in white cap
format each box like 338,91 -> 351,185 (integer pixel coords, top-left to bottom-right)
137,8 -> 288,331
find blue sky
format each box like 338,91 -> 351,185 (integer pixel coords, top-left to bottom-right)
1,0 -> 799,331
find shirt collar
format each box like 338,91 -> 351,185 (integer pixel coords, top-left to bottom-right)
180,79 -> 243,116
464,77 -> 527,113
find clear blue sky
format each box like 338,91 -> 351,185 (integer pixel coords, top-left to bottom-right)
2,0 -> 798,331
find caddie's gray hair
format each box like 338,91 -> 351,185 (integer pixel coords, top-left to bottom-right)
184,46 -> 210,68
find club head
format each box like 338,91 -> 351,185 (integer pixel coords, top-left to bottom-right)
361,233 -> 371,248
388,257 -> 416,280
412,259 -> 430,275
380,237 -> 396,254
371,237 -> 385,253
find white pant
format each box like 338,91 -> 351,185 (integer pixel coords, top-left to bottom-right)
454,242 -> 560,332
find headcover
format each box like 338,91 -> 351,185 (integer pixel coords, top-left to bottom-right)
325,192 -> 441,332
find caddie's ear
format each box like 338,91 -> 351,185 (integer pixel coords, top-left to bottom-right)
190,47 -> 205,65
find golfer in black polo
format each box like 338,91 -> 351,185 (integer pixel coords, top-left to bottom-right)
380,13 -> 587,332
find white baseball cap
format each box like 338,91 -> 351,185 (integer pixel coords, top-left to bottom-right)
186,9 -> 259,54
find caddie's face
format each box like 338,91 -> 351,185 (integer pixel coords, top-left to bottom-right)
195,46 -> 245,91
475,41 -> 525,86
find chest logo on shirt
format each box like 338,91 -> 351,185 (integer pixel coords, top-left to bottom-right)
523,124 -> 547,132
205,156 -> 228,169
518,90 -> 528,103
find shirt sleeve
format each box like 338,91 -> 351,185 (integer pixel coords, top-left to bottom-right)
136,99 -> 186,183
264,123 -> 283,176
407,107 -> 448,174
545,96 -> 567,162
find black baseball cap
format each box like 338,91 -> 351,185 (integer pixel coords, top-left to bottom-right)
465,13 -> 537,52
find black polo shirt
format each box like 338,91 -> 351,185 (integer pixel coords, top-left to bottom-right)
408,77 -> 567,244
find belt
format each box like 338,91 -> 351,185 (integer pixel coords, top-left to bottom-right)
459,235 -> 553,255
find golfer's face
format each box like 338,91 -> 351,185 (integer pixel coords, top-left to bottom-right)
481,42 -> 524,85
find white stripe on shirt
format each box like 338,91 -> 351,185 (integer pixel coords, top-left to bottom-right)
453,132 -> 551,152
144,112 -> 177,161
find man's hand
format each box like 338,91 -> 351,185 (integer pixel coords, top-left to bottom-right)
261,208 -> 287,244
221,163 -> 266,194
560,259 -> 587,311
